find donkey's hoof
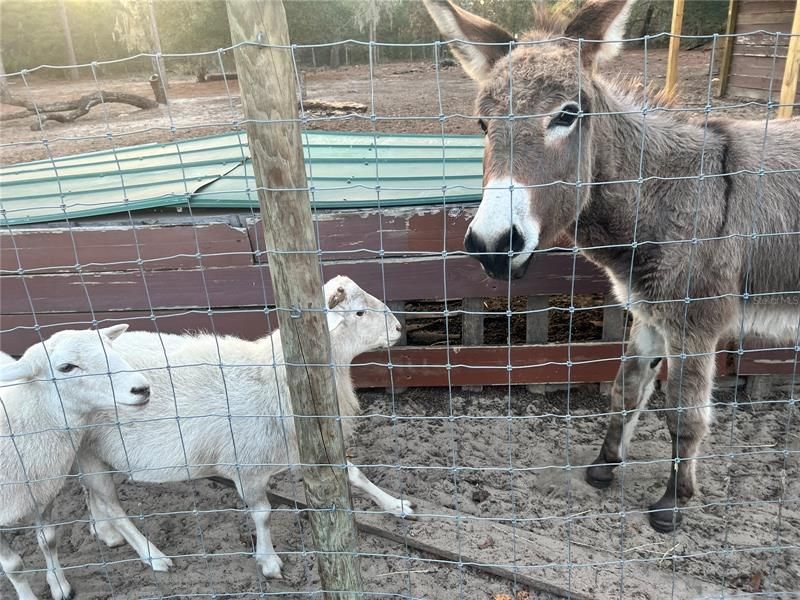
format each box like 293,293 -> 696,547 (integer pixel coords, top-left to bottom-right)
585,464 -> 615,489
648,505 -> 683,533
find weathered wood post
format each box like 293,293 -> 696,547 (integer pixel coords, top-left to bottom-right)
778,0 -> 800,119
715,0 -> 739,97
226,1 -> 363,597
664,0 -> 685,98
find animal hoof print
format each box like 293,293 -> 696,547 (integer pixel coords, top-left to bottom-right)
648,506 -> 683,533
585,465 -> 614,489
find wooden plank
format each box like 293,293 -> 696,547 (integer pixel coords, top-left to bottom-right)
0,309 -> 275,356
778,0 -> 800,117
730,53 -> 788,77
738,11 -> 796,27
727,72 -> 800,97
0,223 -> 252,273
665,0 -> 685,98
247,206 -> 474,262
0,254 -> 609,314
267,485 -> 723,600
737,0 -> 796,16
717,0 -> 739,96
732,31 -> 789,46
735,347 -> 800,375
226,0 -> 362,593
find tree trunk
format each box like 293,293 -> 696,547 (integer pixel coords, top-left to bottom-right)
149,74 -> 167,104
330,45 -> 340,69
57,0 -> 80,81
148,0 -> 168,90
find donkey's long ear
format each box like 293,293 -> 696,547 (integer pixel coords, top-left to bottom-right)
564,0 -> 633,68
423,0 -> 514,81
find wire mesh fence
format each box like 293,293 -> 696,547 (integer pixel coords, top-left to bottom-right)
1,1 -> 799,598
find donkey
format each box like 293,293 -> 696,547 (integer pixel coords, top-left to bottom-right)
424,0 -> 800,532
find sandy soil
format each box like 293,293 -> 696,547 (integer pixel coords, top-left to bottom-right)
2,387 -> 797,599
0,47 -> 774,166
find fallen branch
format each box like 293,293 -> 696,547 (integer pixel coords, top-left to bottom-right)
303,99 -> 367,113
1,89 -> 158,129
30,92 -> 158,130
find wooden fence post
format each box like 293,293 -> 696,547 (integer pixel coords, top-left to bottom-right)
526,296 -> 549,394
226,1 -> 363,597
715,0 -> 738,98
778,0 -> 800,119
664,0 -> 685,99
461,297 -> 484,392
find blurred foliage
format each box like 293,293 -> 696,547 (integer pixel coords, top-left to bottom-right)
1,0 -> 729,78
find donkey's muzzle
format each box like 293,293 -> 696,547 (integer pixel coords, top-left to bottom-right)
464,226 -> 529,280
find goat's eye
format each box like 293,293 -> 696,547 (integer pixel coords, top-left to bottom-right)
548,104 -> 580,129
57,363 -> 77,373
356,311 -> 365,317
477,118 -> 488,135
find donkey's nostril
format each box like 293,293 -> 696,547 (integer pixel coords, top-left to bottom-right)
464,229 -> 485,256
496,227 -> 525,255
395,324 -> 403,332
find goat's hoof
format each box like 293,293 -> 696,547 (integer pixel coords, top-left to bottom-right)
259,555 -> 284,579
148,555 -> 174,572
51,587 -> 74,600
388,499 -> 417,519
648,504 -> 683,533
585,463 -> 615,489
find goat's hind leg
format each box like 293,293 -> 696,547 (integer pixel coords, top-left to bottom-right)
35,505 -> 73,600
236,475 -> 283,579
586,321 -> 665,488
0,533 -> 37,600
79,453 -> 173,571
347,461 -> 416,518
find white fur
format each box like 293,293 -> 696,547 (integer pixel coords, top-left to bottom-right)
468,176 -> 541,270
78,276 -> 412,579
0,327 -> 149,600
592,0 -> 634,67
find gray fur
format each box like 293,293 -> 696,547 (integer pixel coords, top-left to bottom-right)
425,0 -> 800,532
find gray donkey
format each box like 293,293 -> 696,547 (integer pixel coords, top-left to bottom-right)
424,0 -> 800,532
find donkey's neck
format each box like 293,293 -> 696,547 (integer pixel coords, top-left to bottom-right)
574,79 -> 717,262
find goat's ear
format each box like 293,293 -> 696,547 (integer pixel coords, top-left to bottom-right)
563,0 -> 633,68
423,0 -> 514,81
100,324 -> 129,341
326,311 -> 344,333
0,357 -> 34,383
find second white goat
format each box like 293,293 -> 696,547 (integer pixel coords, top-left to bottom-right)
77,276 -> 413,579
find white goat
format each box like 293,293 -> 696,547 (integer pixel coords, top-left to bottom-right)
78,275 -> 414,579
0,326 -> 150,600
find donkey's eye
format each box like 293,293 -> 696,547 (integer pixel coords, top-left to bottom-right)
57,363 -> 78,373
356,311 -> 365,317
478,118 -> 488,135
548,104 -> 580,129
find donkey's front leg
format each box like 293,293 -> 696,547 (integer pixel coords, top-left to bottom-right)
586,320 -> 665,488
648,336 -> 715,533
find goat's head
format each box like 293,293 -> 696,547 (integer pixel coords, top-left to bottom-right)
324,275 -> 402,357
0,325 -> 151,410
424,0 -> 633,280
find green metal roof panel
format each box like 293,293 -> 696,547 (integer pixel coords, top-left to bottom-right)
0,131 -> 484,225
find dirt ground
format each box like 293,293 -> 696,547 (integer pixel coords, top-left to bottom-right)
0,47 -> 773,166
2,387 -> 797,599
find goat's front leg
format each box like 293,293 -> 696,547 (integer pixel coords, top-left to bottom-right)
79,452 -> 173,571
648,335 -> 716,533
35,505 -> 73,600
586,320 -> 665,488
236,477 -> 283,579
0,533 -> 37,600
347,461 -> 416,518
